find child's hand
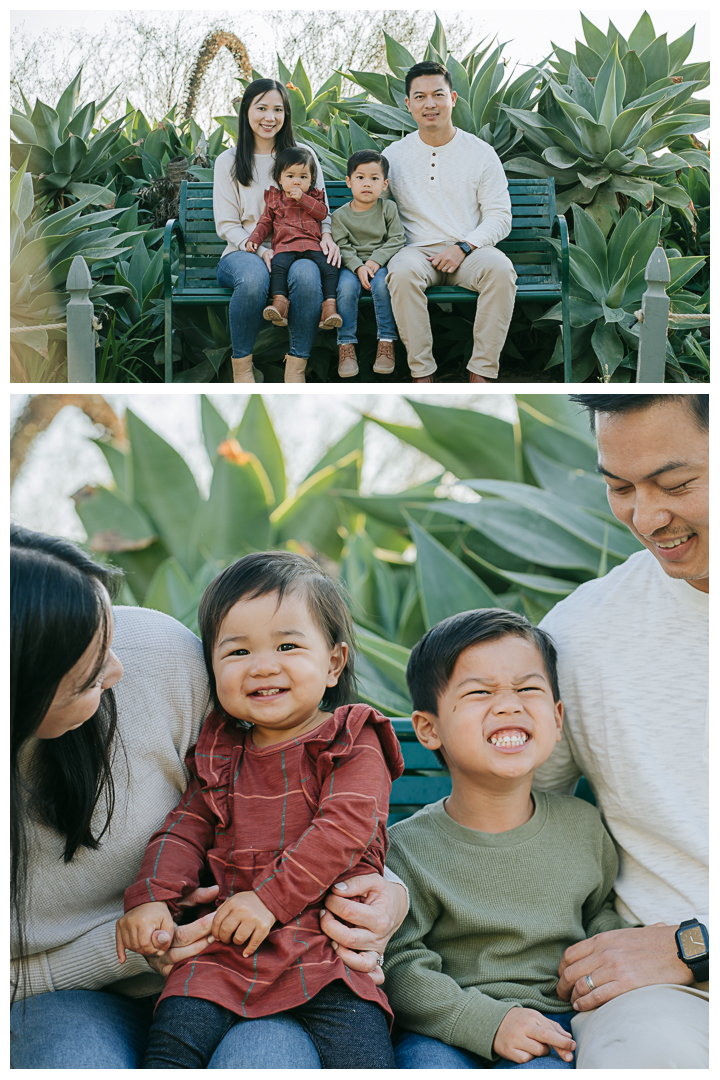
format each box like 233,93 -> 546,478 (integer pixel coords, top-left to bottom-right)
261,248 -> 273,271
245,240 -> 258,253
287,185 -> 304,202
210,891 -> 276,957
364,260 -> 380,279
116,902 -> 174,963
357,266 -> 372,290
493,1007 -> 576,1065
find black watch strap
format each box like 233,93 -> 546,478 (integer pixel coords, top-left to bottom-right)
455,241 -> 472,255
676,920 -> 709,982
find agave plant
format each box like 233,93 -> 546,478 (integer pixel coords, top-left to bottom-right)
503,12 -> 710,233
10,69 -> 136,212
69,394 -> 642,715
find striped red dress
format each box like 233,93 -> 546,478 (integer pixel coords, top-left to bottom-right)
124,704 -> 404,1020
246,187 -> 328,252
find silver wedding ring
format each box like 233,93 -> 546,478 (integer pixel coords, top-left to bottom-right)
371,951 -> 385,968
585,972 -> 597,992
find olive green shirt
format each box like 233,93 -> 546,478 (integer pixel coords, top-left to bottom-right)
330,198 -> 405,272
385,791 -> 628,1061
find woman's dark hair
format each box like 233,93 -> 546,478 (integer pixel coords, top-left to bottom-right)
272,145 -> 317,188
233,79 -> 296,187
347,149 -> 389,180
569,393 -> 709,434
405,60 -> 453,97
10,526 -> 122,1000
198,550 -> 357,718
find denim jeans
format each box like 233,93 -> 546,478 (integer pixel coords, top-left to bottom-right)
144,980 -> 394,1069
394,1012 -> 574,1070
10,988 -> 321,1069
216,249 -> 323,360
336,266 -> 397,345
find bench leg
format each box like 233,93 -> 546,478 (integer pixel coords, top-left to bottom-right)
561,293 -> 572,383
164,299 -> 173,383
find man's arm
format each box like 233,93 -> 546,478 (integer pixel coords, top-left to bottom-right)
464,145 -> 512,249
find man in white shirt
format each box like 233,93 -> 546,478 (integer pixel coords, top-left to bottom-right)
383,61 -> 517,383
534,394 -> 709,1068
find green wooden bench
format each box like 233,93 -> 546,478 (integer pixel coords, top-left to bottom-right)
389,719 -> 594,825
163,177 -> 570,383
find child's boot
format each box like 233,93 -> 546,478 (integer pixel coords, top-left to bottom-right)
338,343 -> 359,378
284,354 -> 307,383
231,355 -> 255,383
318,299 -> 342,329
263,295 -> 289,326
373,340 -> 395,375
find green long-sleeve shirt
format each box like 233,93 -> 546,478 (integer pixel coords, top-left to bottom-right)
385,791 -> 628,1062
330,198 -> 406,272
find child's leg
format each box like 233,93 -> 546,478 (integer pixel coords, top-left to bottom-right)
336,268 -> 361,344
290,980 -> 395,1068
304,251 -> 339,299
269,252 -> 295,298
394,1031 -> 481,1069
370,267 -> 398,341
143,996 -> 238,1069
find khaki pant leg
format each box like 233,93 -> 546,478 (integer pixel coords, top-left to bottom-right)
571,983 -> 709,1069
449,246 -> 517,378
386,246 -> 443,377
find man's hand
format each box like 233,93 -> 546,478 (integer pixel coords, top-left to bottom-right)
116,902 -> 174,963
320,874 -> 408,985
428,244 -> 469,274
357,266 -> 372,290
320,232 -> 342,267
211,891 -> 275,957
493,1007 -> 575,1064
557,924 -> 692,1012
145,884 -> 219,978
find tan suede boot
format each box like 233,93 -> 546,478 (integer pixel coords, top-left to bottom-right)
338,343 -> 359,378
373,340 -> 395,375
284,354 -> 307,383
231,355 -> 255,383
263,295 -> 289,326
318,298 -> 342,329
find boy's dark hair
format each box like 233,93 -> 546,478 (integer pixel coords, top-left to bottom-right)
272,146 -> 317,188
407,609 -> 559,765
569,394 -> 708,434
405,60 -> 453,97
198,550 -> 356,718
346,149 -> 389,180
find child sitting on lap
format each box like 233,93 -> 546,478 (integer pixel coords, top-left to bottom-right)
246,147 -> 342,331
116,551 -> 403,1069
385,609 -> 630,1070
331,150 -> 405,378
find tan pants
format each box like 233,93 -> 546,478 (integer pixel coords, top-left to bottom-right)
571,982 -> 709,1068
385,243 -> 517,378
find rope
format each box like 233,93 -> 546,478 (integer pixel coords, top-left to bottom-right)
11,322 -> 66,332
667,313 -> 710,326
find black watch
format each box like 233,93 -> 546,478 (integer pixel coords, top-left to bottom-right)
455,241 -> 473,256
675,919 -> 709,982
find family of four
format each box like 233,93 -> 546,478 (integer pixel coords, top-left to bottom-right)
11,394 -> 708,1068
213,62 -> 516,383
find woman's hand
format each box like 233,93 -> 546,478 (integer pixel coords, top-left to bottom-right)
320,232 -> 342,268
261,248 -> 274,272
320,874 -> 408,985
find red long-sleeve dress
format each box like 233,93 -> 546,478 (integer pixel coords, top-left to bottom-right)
124,704 -> 404,1020
246,187 -> 328,252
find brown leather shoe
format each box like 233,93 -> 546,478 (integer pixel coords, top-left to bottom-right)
469,372 -> 492,383
263,295 -> 289,326
373,340 -> 395,375
338,343 -> 359,378
412,375 -> 434,383
318,298 -> 342,329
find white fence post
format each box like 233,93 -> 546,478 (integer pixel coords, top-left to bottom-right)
636,247 -> 670,383
66,255 -> 96,382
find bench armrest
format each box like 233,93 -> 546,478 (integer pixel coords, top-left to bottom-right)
163,217 -> 185,301
552,213 -> 570,297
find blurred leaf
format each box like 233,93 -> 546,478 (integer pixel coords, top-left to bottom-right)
237,395 -> 287,506
193,449 -> 273,561
73,485 -> 156,552
143,556 -> 198,627
409,519 -> 497,630
200,395 -> 229,463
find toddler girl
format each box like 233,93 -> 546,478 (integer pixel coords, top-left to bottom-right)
246,147 -> 342,330
116,551 -> 402,1068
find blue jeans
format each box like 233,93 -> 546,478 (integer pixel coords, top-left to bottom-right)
336,266 -> 397,345
394,1012 -> 574,1070
10,988 -> 321,1069
216,250 -> 323,360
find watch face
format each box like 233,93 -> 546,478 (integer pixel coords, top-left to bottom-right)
679,926 -> 708,958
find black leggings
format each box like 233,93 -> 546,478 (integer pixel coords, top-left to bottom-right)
143,980 -> 395,1069
270,250 -> 339,300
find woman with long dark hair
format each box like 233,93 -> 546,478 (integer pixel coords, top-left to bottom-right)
214,78 -> 342,383
10,527 -> 406,1068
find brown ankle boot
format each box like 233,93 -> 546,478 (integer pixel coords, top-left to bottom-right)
284,354 -> 307,383
373,340 -> 395,375
263,295 -> 289,326
231,355 -> 255,383
338,343 -> 359,378
318,298 -> 342,329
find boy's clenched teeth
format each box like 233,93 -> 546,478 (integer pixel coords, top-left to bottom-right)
489,729 -> 529,747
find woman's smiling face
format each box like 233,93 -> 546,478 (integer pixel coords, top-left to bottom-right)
212,590 -> 347,746
247,89 -> 286,149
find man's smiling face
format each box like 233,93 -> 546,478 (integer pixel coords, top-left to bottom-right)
595,398 -> 709,591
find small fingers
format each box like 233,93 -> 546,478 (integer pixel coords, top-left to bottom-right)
242,925 -> 269,958
116,923 -> 127,964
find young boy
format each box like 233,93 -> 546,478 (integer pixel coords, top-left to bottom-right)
385,609 -> 630,1070
331,150 -> 406,378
